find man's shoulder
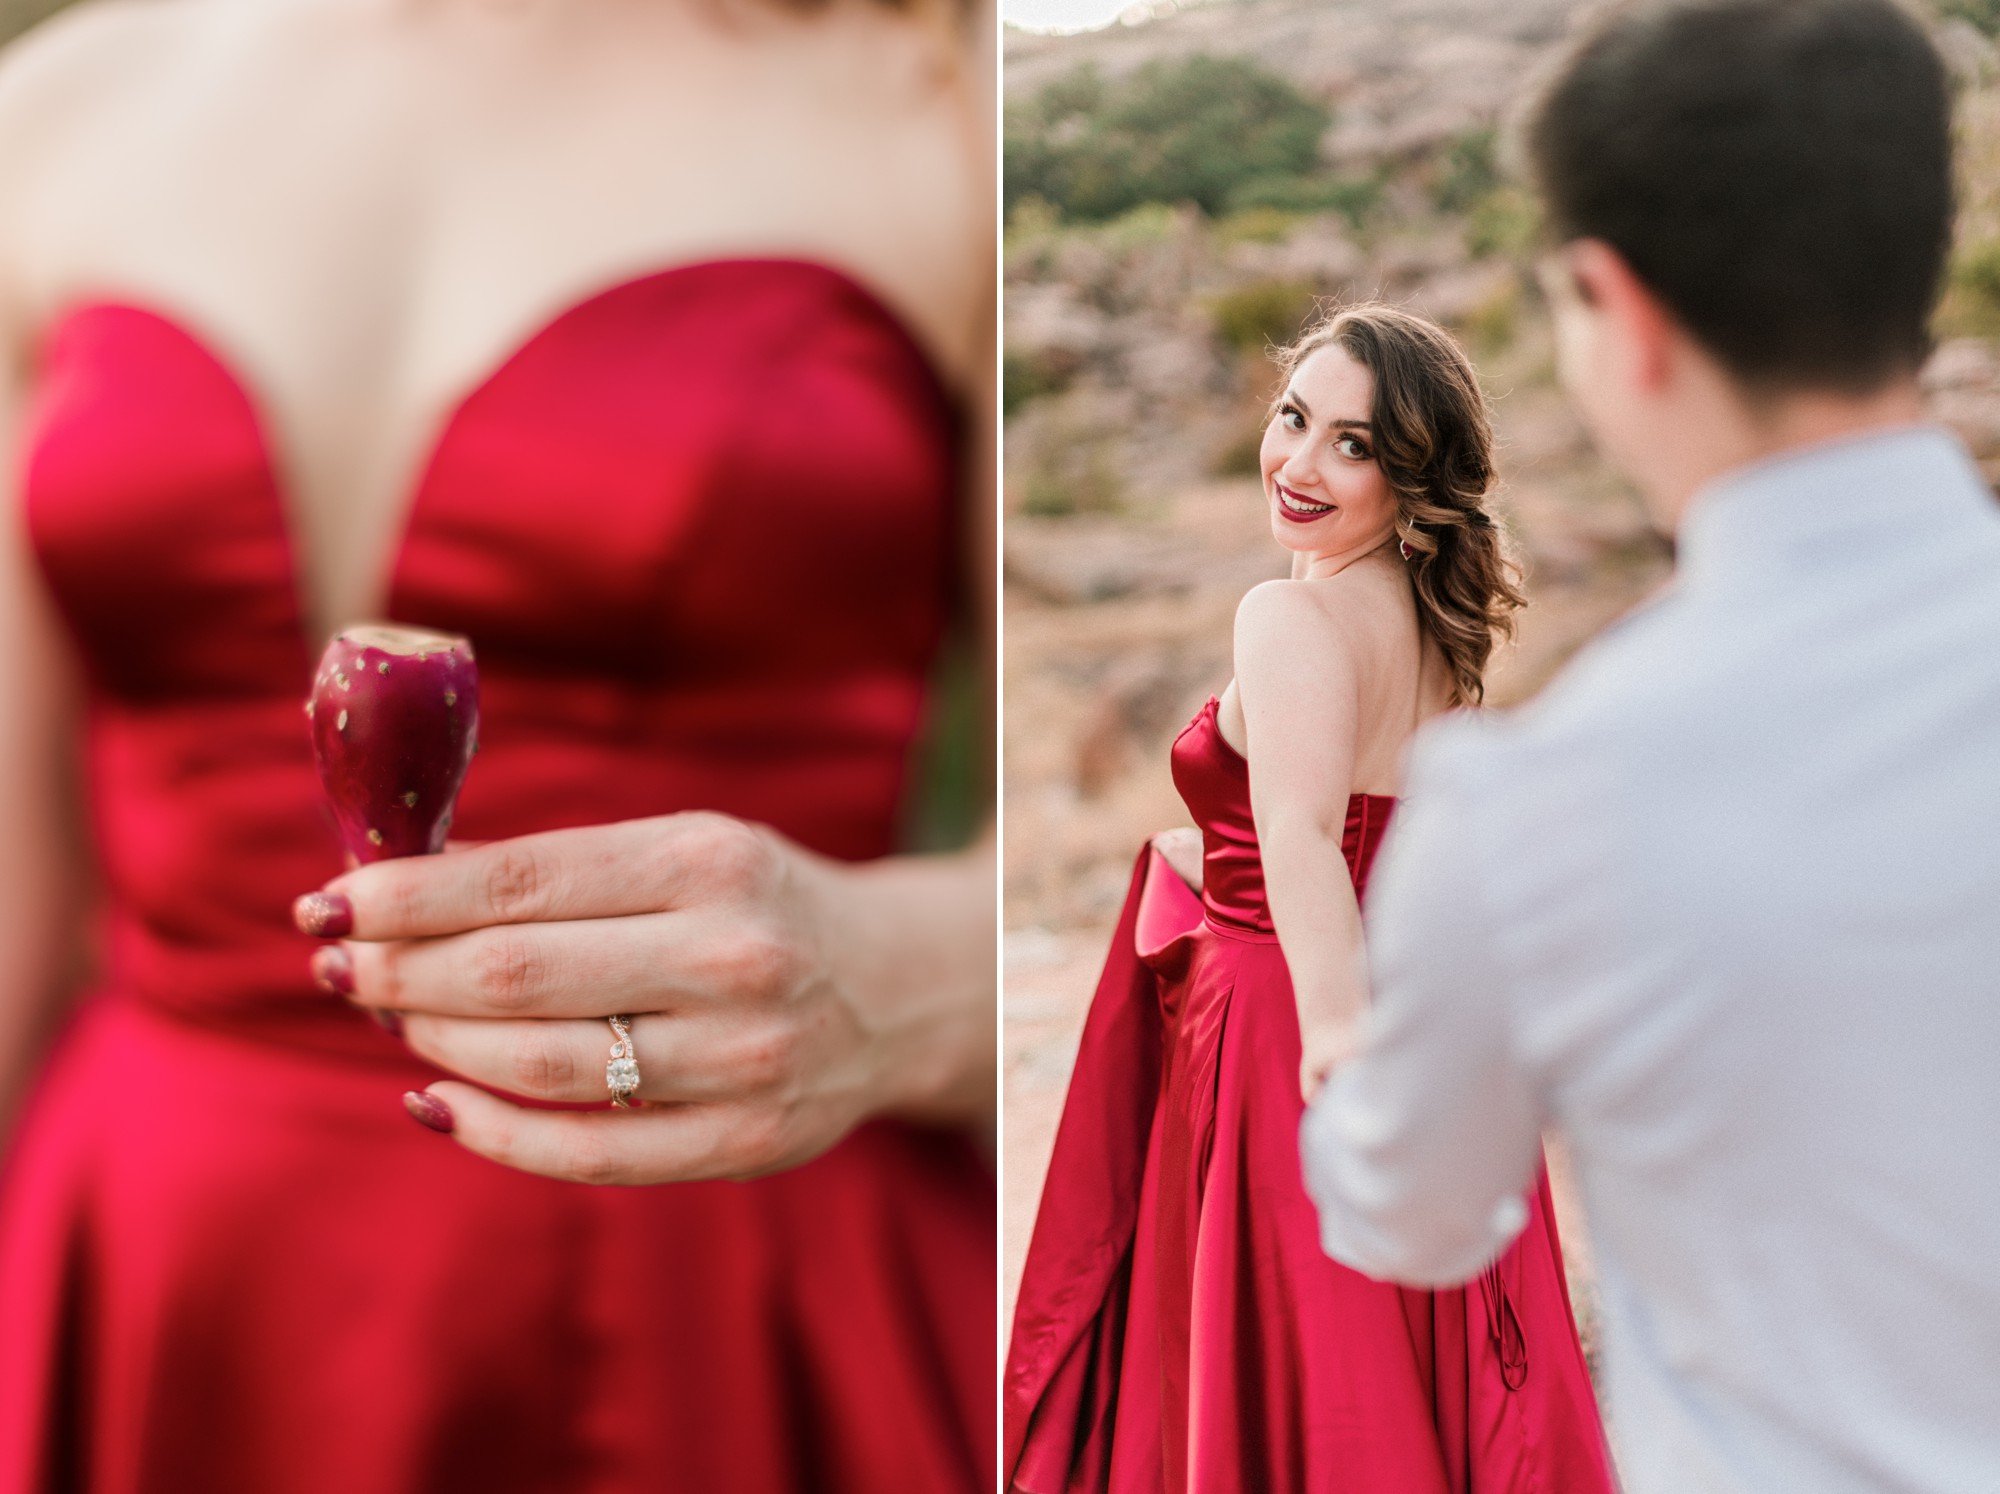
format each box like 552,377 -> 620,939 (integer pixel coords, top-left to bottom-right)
1411,584 -> 1701,805
1392,596 -> 1714,964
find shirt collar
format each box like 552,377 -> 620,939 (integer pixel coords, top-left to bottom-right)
1676,422 -> 1993,587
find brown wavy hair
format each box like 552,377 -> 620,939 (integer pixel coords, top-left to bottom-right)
1272,304 -> 1525,707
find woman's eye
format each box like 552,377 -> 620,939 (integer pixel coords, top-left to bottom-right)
1335,435 -> 1370,460
1280,405 -> 1306,432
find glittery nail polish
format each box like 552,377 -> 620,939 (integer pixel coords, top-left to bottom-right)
403,1091 -> 454,1134
310,944 -> 355,996
294,891 -> 354,938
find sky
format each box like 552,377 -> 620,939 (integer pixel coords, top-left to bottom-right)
1003,0 -> 1157,35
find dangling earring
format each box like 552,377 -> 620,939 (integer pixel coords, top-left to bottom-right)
1398,534 -> 1414,562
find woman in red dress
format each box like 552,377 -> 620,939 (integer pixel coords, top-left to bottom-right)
0,0 -> 995,1488
1005,306 -> 1617,1492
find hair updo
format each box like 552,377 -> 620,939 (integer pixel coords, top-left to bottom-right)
1273,303 -> 1526,706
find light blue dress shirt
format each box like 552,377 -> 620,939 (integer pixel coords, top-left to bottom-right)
1301,425 -> 2000,1494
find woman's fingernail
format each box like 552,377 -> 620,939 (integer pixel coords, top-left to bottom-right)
310,944 -> 355,996
294,891 -> 354,938
403,1091 -> 455,1134
368,1008 -> 404,1038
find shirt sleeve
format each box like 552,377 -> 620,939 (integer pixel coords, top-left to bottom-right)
1299,724 -> 1545,1287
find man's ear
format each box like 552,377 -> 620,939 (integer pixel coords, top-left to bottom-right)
1566,238 -> 1680,396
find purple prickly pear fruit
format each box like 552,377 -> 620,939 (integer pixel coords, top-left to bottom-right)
308,624 -> 479,864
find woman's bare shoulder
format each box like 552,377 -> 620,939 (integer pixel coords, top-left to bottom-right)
0,0 -> 203,110
1233,565 -> 1423,703
0,0 -> 223,200
0,2 -> 197,318
1232,578 -> 1361,676
1235,566 -> 1401,640
815,2 -> 992,372
1237,576 -> 1339,631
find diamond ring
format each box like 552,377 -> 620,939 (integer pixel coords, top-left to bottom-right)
606,1015 -> 642,1109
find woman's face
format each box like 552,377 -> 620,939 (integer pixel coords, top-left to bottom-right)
1257,343 -> 1400,559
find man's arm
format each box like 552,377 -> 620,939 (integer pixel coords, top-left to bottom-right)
1299,725 -> 1545,1286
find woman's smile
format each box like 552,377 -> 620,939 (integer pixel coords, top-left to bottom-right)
1274,481 -> 1335,522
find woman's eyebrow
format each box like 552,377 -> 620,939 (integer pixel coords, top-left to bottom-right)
1282,389 -> 1373,431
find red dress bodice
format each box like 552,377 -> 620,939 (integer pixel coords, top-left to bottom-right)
22,258 -> 956,1051
1170,694 -> 1394,934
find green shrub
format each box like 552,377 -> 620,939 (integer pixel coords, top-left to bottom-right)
1092,201 -> 1184,251
900,641 -> 985,850
1003,346 -> 1076,419
1226,170 -> 1383,228
1214,206 -> 1301,246
1956,237 -> 2000,303
1006,194 -> 1062,244
1460,276 -> 1522,353
1003,195 -> 1064,279
1938,0 -> 2000,35
1432,128 -> 1502,215
1943,236 -> 2000,335
1209,280 -> 1320,353
1019,443 -> 1127,517
1005,56 -> 1330,222
1467,186 -> 1542,261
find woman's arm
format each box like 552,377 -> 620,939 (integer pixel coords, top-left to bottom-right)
0,333 -> 89,1146
813,831 -> 993,1132
0,5 -> 189,1145
1233,579 -> 1371,1100
823,225 -> 997,1137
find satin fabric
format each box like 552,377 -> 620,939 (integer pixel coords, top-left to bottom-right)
1005,696 -> 1615,1493
0,259 -> 993,1493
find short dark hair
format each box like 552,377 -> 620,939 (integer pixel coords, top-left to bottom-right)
1518,0 -> 1954,395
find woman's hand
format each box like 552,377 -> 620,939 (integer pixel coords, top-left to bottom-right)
294,812 -> 995,1185
1298,1007 -> 1361,1104
1150,826 -> 1203,891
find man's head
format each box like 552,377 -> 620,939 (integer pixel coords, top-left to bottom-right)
1516,0 -> 1952,512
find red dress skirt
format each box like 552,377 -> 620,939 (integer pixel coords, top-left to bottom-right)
1005,697 -> 1615,1492
0,260 -> 993,1493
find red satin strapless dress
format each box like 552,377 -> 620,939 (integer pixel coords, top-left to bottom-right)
1005,695 -> 1614,1493
0,259 -> 993,1494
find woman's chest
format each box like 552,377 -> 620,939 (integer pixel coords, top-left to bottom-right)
19,264 -> 959,703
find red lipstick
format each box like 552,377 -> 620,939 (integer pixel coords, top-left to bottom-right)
1274,482 -> 1335,525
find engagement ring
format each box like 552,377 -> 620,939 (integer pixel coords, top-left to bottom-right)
606,1015 -> 641,1109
